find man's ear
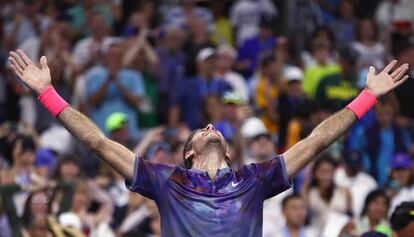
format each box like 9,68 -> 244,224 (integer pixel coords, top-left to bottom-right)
185,150 -> 195,161
225,152 -> 231,163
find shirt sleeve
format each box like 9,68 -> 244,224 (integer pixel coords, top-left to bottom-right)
125,156 -> 175,200
247,155 -> 292,199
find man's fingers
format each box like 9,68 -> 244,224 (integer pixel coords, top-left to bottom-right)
17,49 -> 34,66
392,64 -> 409,81
394,75 -> 409,88
390,63 -> 408,78
382,60 -> 398,73
10,65 -> 23,78
9,57 -> 24,75
9,51 -> 27,70
368,66 -> 376,77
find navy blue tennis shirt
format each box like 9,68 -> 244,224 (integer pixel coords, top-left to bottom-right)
126,155 -> 291,236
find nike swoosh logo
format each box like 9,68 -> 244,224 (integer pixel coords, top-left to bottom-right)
231,181 -> 239,187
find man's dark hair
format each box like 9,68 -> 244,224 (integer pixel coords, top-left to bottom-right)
390,202 -> 414,231
282,193 -> 302,210
182,129 -> 200,169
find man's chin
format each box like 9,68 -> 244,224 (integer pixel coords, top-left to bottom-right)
204,135 -> 224,146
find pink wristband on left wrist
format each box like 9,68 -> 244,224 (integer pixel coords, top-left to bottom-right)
37,85 -> 69,117
346,89 -> 377,119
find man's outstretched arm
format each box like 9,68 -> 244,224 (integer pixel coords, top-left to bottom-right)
283,60 -> 410,178
9,50 -> 135,180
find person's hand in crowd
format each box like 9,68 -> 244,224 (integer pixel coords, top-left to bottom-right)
25,173 -> 56,193
0,122 -> 11,139
133,126 -> 165,155
236,105 -> 253,125
339,220 -> 358,237
177,125 -> 191,143
95,174 -> 111,189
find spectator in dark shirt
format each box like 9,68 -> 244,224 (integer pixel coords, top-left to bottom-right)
169,48 -> 233,130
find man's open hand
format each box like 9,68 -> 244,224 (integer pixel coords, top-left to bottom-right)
9,50 -> 51,95
366,60 -> 409,98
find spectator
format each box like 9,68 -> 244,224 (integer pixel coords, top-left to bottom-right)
330,0 -> 358,48
272,194 -> 317,237
65,0 -> 114,39
169,47 -> 232,130
230,0 -> 277,45
122,32 -> 160,128
183,16 -> 214,77
71,12 -> 111,73
392,35 -> 414,135
216,45 -> 248,102
390,202 -> 414,237
236,15 -> 278,78
86,39 -> 146,139
302,28 -> 341,99
304,155 -> 352,234
315,47 -> 359,111
105,112 -> 136,149
284,0 -> 323,58
375,0 -> 414,36
356,189 -> 391,235
156,25 -> 186,125
278,66 -> 313,152
349,100 -> 412,186
351,18 -> 385,71
251,54 -> 284,134
163,0 -> 213,30
388,153 -> 414,216
3,0 -> 50,50
210,1 -> 233,46
334,149 -> 378,217
213,91 -> 246,142
316,0 -> 340,25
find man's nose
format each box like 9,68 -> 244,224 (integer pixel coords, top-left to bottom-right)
206,124 -> 216,131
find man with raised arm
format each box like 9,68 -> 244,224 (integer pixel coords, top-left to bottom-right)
8,50 -> 410,237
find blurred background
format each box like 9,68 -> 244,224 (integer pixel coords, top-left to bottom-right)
0,0 -> 414,236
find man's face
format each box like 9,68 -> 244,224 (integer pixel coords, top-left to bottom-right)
198,57 -> 216,78
217,51 -> 234,72
249,135 -> 274,161
105,45 -> 123,69
190,124 -> 227,155
90,14 -> 107,37
283,197 -> 307,228
165,29 -> 183,51
396,222 -> 414,237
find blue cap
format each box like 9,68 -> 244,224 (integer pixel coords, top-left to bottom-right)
343,149 -> 362,167
35,148 -> 56,169
390,153 -> 412,169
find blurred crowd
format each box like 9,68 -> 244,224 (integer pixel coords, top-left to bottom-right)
1,0 -> 414,236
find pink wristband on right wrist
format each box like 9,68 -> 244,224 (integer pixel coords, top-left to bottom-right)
346,89 -> 377,119
37,85 -> 69,117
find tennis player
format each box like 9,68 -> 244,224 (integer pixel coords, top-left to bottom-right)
8,50 -> 409,236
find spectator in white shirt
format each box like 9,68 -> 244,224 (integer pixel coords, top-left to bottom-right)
334,149 -> 378,217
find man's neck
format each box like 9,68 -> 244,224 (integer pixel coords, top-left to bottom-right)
287,223 -> 301,237
192,148 -> 227,180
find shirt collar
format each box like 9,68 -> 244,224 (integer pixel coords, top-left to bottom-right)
188,166 -> 232,178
